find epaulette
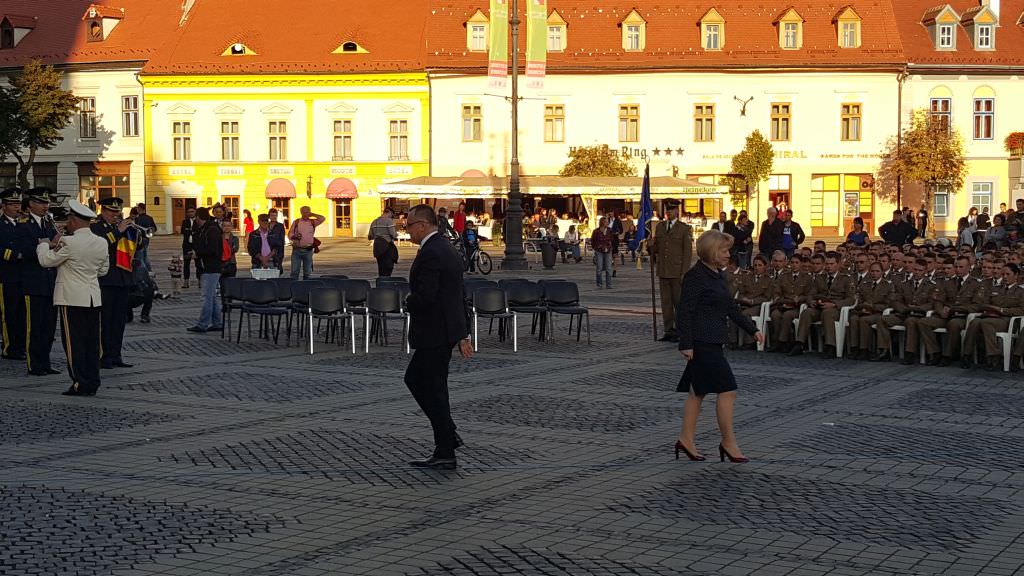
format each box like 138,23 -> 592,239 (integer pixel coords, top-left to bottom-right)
17,216 -> 29,224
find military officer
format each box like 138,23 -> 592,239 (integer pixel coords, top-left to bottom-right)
966,264 -> 1024,371
881,259 -> 939,363
36,200 -> 109,396
848,262 -> 893,360
733,254 -> 772,348
0,188 -> 26,360
649,200 -> 693,342
915,256 -> 983,366
790,251 -> 855,358
91,197 -> 135,369
14,188 -> 60,375
770,255 -> 813,352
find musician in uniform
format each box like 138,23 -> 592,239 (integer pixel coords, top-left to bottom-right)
35,201 -> 109,396
91,197 -> 135,369
0,188 -> 26,360
14,188 -> 60,375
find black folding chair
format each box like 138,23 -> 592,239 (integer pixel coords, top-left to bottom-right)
543,281 -> 590,344
506,281 -> 547,341
220,277 -> 248,339
365,286 -> 409,353
307,287 -> 355,354
271,277 -> 294,303
237,280 -> 289,344
472,287 -> 517,352
286,280 -> 325,345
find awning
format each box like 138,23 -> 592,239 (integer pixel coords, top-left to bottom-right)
377,175 -> 729,200
326,178 -> 358,199
265,178 -> 296,199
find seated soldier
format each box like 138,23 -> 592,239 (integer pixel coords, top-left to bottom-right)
913,256 -> 984,366
734,255 -> 772,349
769,254 -> 811,352
789,251 -> 855,359
966,263 -> 1024,370
848,262 -> 893,360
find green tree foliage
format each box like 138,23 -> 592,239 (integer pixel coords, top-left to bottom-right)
0,60 -> 80,188
730,130 -> 774,199
892,110 -> 967,235
559,145 -> 636,177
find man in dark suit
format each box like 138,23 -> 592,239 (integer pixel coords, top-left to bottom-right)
91,197 -> 135,369
0,188 -> 26,360
14,188 -> 60,375
180,205 -> 197,288
403,204 -> 473,470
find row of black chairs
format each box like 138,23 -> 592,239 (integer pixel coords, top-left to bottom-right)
464,277 -> 591,346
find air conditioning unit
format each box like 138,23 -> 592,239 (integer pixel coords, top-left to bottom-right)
860,175 -> 875,191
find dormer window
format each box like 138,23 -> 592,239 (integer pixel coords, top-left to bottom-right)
547,10 -> 567,52
620,10 -> 646,52
961,4 -> 998,51
82,4 -> 124,43
977,24 -> 993,48
1,15 -> 35,49
332,41 -> 368,54
834,6 -> 862,48
222,42 -> 257,56
700,8 -> 726,51
466,9 -> 488,52
783,23 -> 799,48
938,24 -> 955,48
924,5 -> 963,51
774,8 -> 804,50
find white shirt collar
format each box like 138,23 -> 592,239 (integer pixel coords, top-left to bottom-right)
30,213 -> 43,226
419,230 -> 438,246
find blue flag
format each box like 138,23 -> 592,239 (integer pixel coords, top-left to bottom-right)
630,164 -> 653,252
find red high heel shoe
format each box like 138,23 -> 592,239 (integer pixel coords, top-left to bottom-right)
675,441 -> 706,461
719,444 -> 749,463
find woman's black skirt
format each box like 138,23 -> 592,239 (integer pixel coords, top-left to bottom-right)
677,342 -> 738,396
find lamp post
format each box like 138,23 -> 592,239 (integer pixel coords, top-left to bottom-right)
501,0 -> 529,270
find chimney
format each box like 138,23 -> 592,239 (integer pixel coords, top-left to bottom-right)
981,0 -> 999,17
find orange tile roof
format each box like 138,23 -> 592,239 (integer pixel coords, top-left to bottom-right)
0,0 -> 182,69
894,0 -> 1024,66
141,0 -> 429,75
82,4 -> 126,20
427,1 -> 907,71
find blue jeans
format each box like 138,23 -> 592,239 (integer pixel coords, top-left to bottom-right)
290,247 -> 314,279
594,251 -> 612,287
197,272 -> 222,329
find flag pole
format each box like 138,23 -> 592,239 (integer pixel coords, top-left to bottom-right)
649,236 -> 657,341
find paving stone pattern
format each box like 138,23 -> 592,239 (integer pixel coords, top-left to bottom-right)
1,237 -> 1023,576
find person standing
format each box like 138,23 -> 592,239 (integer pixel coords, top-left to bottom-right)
758,207 -> 784,258
675,230 -> 764,462
180,206 -> 197,289
368,207 -> 399,277
242,209 -> 255,236
132,203 -> 156,270
35,201 -> 108,396
879,210 -> 917,246
288,206 -> 324,279
91,197 -> 135,370
246,214 -> 284,270
187,207 -> 224,333
14,189 -> 60,375
219,220 -> 239,293
590,217 -> 614,289
452,202 -> 467,236
403,204 -> 473,470
781,209 -> 806,257
0,188 -> 26,360
649,201 -> 693,342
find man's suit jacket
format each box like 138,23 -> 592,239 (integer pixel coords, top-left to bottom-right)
36,229 -> 108,307
15,216 -> 57,297
181,217 -> 195,250
246,228 -> 285,268
406,233 -> 468,349
651,220 -> 693,279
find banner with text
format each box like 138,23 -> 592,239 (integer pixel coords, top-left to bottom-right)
488,0 -> 509,89
526,0 -> 547,89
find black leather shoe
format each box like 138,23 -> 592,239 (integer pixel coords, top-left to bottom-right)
900,355 -> 916,366
139,316 -> 151,324
2,353 -> 26,360
62,385 -> 81,396
186,326 -> 207,333
409,457 -> 457,470
936,356 -> 951,367
454,433 -> 464,450
821,345 -> 836,359
872,350 -> 891,362
961,358 -> 972,370
787,343 -> 804,357
658,334 -> 676,342
112,361 -> 133,368
28,369 -> 57,376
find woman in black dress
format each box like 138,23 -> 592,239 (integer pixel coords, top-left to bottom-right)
676,230 -> 764,462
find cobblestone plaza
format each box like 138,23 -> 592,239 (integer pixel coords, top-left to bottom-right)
2,238 -> 1024,576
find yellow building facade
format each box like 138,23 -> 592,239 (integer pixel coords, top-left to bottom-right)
139,74 -> 429,236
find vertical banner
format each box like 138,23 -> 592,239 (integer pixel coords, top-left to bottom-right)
488,0 -> 509,89
525,0 -> 547,89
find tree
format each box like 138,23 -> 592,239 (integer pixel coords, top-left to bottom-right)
730,130 -> 774,207
0,59 -> 80,189
559,145 -> 636,177
891,109 -> 967,237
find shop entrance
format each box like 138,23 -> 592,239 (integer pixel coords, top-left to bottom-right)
333,199 -> 352,237
221,195 -> 240,231
171,197 -> 198,234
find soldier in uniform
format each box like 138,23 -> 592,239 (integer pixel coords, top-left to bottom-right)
91,197 -> 135,369
848,262 -> 893,360
882,259 -> 940,363
0,188 -> 26,360
964,263 -> 1024,370
733,254 -> 772,348
770,255 -> 812,352
14,188 -> 60,375
35,201 -> 109,396
649,200 -> 693,342
914,256 -> 983,366
790,251 -> 855,358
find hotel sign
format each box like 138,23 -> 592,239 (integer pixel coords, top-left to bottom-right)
387,165 -> 413,175
570,144 -> 686,160
268,166 -> 294,176
169,167 -> 195,176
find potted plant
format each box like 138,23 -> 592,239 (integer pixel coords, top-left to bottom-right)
1006,132 -> 1024,156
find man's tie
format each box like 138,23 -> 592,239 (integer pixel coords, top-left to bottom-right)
827,275 -> 834,291
957,277 -> 963,290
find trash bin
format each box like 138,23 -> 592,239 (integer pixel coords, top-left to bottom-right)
540,240 -> 557,269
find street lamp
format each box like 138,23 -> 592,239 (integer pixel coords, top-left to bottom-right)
501,0 -> 529,270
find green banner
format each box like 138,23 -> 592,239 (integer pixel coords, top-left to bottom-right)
525,0 -> 547,88
488,0 -> 508,88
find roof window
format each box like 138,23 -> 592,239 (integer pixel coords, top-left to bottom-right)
332,41 -> 368,54
222,42 -> 257,56
1,14 -> 36,49
82,4 -> 124,43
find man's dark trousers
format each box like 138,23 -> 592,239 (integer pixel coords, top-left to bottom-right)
25,294 -> 56,373
60,306 -> 101,394
0,281 -> 25,357
404,345 -> 456,458
100,286 -> 130,366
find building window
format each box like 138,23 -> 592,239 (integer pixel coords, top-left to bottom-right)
469,24 -> 487,51
333,119 -> 353,161
704,24 -> 721,50
841,103 -> 862,141
977,24 -> 993,49
771,103 -> 791,141
121,96 -> 139,137
79,97 -> 97,139
462,105 -> 482,142
389,119 -> 409,161
32,163 -> 58,191
0,22 -> 14,50
929,98 -> 952,133
933,184 -> 950,217
220,121 -> 239,161
618,104 -> 639,143
840,21 -> 860,48
172,121 -> 191,161
268,121 -> 287,160
973,98 -> 994,140
938,24 -> 955,49
544,105 -> 565,143
625,24 -> 642,51
783,22 -> 799,49
80,174 -> 130,205
694,104 -> 715,143
971,182 -> 993,212
548,26 -> 564,51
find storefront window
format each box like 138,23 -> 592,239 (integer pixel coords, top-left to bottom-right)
79,174 -> 129,207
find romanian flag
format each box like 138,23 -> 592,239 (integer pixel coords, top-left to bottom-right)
115,226 -> 139,272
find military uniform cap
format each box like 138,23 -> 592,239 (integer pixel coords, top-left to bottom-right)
25,187 -> 54,203
68,200 -> 95,221
0,187 -> 22,203
98,197 -> 125,211
665,200 -> 681,209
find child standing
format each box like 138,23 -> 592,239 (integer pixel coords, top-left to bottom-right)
168,255 -> 183,297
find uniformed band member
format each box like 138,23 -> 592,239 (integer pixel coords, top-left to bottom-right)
650,200 -> 693,343
14,188 -> 60,375
91,197 -> 135,369
36,200 -> 109,396
0,188 -> 26,360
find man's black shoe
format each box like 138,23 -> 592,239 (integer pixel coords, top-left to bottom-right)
872,350 -> 891,362
901,355 -> 916,365
454,433 -> 464,450
936,356 -> 951,367
2,353 -> 26,360
112,361 -> 133,368
139,316 -> 151,324
186,326 -> 207,333
961,358 -> 972,370
821,345 -> 836,359
658,334 -> 675,342
409,457 -> 457,470
787,343 -> 804,357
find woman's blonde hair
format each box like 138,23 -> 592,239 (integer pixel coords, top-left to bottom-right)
696,229 -> 734,263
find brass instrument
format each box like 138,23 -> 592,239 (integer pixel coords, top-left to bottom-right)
116,215 -> 155,239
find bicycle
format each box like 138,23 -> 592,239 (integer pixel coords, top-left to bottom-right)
466,248 -> 493,275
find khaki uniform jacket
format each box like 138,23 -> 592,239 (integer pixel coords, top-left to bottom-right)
774,272 -> 813,308
725,269 -> 746,297
651,220 -> 693,279
35,229 -> 109,308
942,276 -> 984,315
854,279 -> 894,314
894,278 -> 941,316
976,282 -> 1024,317
737,273 -> 773,307
809,273 -> 856,308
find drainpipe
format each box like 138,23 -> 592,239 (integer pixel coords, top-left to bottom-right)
896,68 -> 909,210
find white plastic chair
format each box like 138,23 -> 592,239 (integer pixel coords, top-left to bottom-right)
995,316 -> 1024,372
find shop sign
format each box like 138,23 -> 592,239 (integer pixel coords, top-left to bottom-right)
218,166 -> 244,176
268,166 -> 294,176
331,166 -> 357,176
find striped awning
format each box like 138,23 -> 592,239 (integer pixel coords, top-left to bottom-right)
265,178 -> 296,199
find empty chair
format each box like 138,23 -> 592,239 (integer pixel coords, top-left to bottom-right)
270,277 -> 294,303
319,274 -> 349,280
472,287 -> 517,352
220,277 -> 249,339
307,287 -> 355,354
377,276 -> 408,286
286,280 -> 325,344
506,281 -> 547,341
497,278 -> 533,291
365,286 -> 409,353
237,280 -> 289,344
543,281 -> 590,344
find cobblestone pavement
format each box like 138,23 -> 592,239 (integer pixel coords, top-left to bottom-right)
2,238 -> 1024,576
